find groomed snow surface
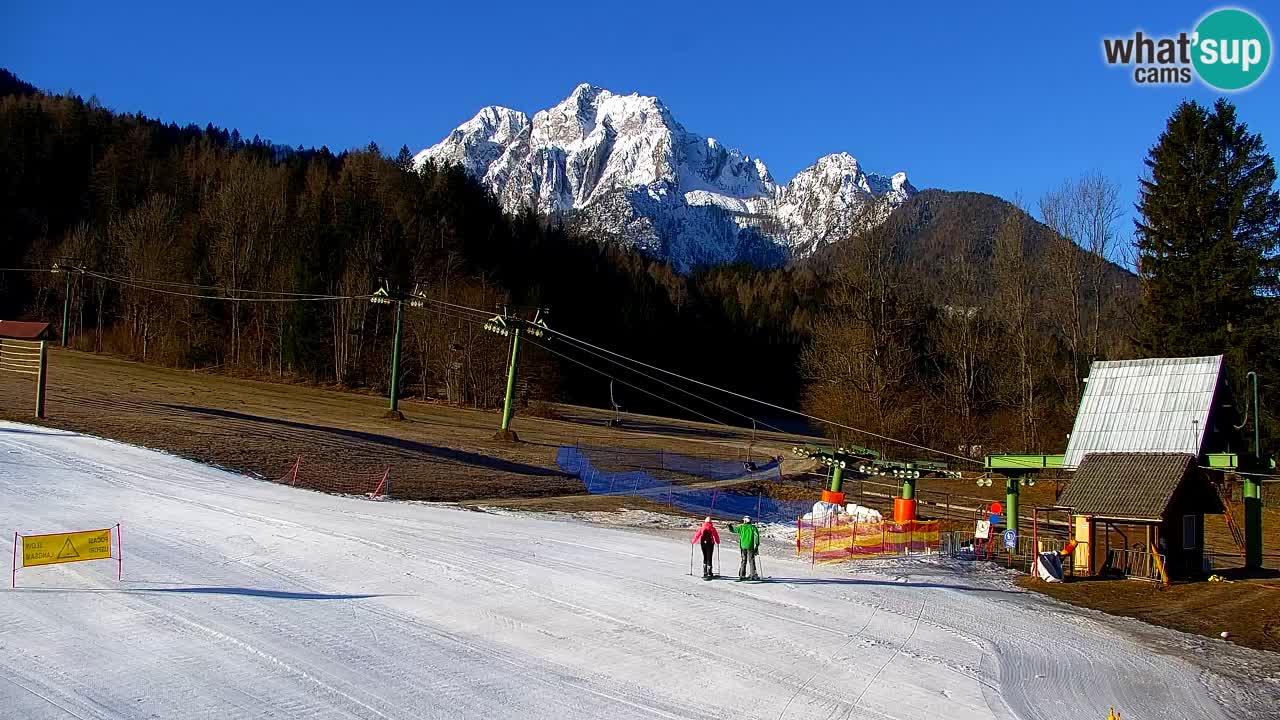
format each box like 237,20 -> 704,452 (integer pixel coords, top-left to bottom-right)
0,421 -> 1271,719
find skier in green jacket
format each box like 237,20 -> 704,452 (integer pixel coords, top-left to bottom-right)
728,516 -> 761,580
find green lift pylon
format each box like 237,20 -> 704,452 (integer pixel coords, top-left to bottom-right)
792,444 -> 956,521
1005,477 -> 1020,538
993,473 -> 1036,539
792,444 -> 874,505
1244,372 -> 1263,571
484,309 -> 549,442
52,261 -> 81,348
370,284 -> 425,419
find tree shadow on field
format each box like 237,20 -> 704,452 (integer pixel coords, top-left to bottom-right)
15,585 -> 395,600
162,404 -> 561,478
765,576 -> 1019,594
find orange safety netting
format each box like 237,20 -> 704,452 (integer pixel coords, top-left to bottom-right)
797,516 -> 941,564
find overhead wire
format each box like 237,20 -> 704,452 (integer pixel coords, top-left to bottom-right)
544,326 -> 982,464
82,270 -> 367,303
540,329 -> 790,434
84,272 -> 356,299
422,297 -> 495,317
419,298 -> 788,434
1201,466 -> 1280,482
522,336 -> 732,428
408,305 -> 740,428
432,300 -> 784,431
400,293 -> 982,464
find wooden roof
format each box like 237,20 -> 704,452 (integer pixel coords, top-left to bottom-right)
1058,452 -> 1220,521
0,321 -> 54,341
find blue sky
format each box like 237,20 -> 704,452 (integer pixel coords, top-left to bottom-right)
5,1 -> 1278,242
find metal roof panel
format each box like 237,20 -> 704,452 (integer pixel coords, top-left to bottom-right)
1063,356 -> 1223,468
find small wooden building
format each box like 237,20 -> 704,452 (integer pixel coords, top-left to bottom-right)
0,321 -> 54,341
1058,452 -> 1223,580
0,320 -> 54,418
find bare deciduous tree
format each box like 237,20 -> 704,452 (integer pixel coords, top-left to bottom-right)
800,220 -> 919,443
109,194 -> 186,361
203,156 -> 285,365
1078,174 -> 1123,360
933,227 -> 994,433
1040,173 -> 1124,399
994,201 -> 1041,449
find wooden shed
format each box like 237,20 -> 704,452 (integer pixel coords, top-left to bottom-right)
0,320 -> 53,418
0,321 -> 54,341
1058,452 -> 1223,580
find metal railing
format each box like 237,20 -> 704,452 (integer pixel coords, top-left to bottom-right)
1102,547 -> 1166,582
938,531 -> 1081,578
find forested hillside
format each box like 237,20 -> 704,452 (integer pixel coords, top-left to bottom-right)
0,71 -> 1140,457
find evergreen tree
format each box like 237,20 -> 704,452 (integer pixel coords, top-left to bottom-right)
395,145 -> 414,171
1135,99 -> 1280,361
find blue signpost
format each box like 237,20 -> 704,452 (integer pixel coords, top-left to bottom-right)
1003,529 -> 1018,550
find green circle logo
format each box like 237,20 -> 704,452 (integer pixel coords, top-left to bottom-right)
1193,8 -> 1272,90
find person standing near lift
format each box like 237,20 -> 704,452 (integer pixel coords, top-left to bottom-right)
728,516 -> 760,581
691,516 -> 719,579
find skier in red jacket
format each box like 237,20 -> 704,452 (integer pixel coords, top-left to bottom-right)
691,517 -> 720,579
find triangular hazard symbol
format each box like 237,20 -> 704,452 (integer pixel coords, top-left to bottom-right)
56,537 -> 80,560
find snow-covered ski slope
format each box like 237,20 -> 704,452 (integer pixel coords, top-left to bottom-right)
0,421 -> 1265,719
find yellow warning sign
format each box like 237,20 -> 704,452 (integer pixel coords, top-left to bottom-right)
21,528 -> 112,567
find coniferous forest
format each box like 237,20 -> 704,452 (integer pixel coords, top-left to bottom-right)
3,69 -> 1277,458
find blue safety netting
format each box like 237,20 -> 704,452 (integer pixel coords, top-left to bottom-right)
556,445 -> 815,524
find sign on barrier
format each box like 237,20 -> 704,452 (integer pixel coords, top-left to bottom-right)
13,524 -> 121,587
975,520 -> 991,539
22,528 -> 112,566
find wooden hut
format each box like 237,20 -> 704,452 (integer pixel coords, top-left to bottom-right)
1058,452 -> 1224,580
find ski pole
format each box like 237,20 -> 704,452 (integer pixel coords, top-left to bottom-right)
689,544 -> 694,576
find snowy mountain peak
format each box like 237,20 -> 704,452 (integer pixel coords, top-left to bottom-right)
416,85 -> 914,271
466,106 -> 529,139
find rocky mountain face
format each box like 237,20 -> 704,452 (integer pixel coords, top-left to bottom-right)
415,84 -> 914,272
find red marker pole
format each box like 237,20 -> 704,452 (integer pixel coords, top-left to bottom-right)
1032,511 -> 1038,563
116,523 -> 122,581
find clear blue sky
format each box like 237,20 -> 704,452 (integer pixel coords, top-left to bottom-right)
5,1 -> 1278,242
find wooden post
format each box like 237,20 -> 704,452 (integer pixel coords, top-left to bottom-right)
35,341 -> 47,418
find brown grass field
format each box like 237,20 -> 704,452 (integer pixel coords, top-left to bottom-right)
1,348 -> 1277,651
